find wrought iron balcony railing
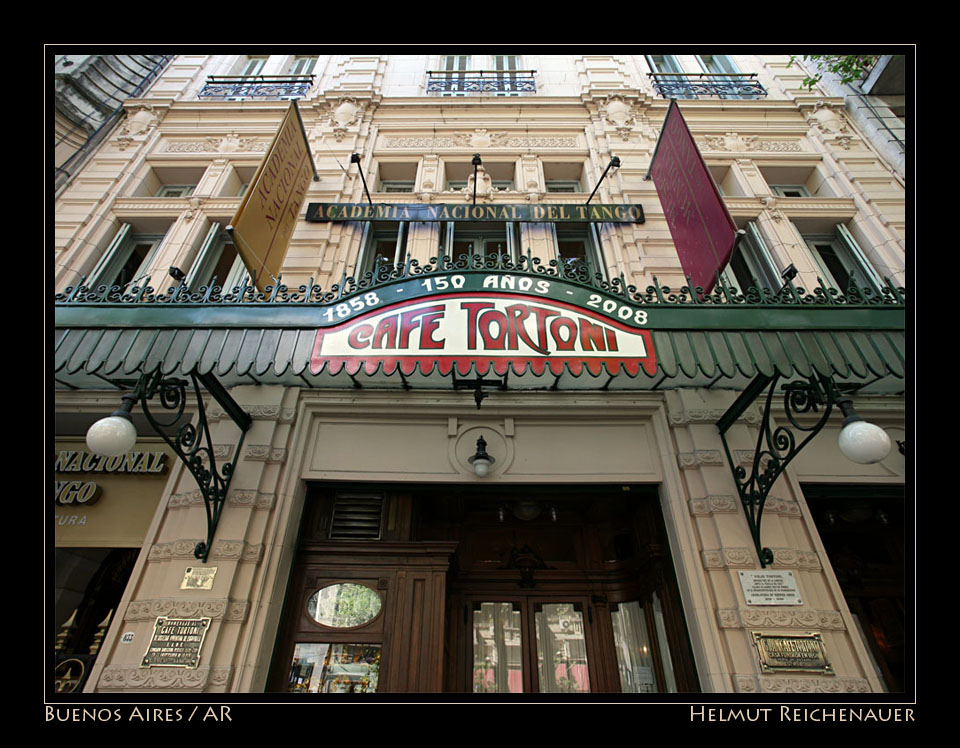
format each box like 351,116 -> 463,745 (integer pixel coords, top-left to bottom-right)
426,70 -> 536,95
198,74 -> 315,99
647,72 -> 767,99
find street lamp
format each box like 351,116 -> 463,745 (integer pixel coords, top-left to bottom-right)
85,391 -> 138,457
837,396 -> 892,464
468,435 -> 496,478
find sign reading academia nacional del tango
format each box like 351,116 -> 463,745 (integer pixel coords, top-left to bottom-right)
306,202 -> 645,224
309,271 -> 657,378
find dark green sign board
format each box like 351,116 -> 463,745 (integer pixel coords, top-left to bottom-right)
306,202 -> 644,224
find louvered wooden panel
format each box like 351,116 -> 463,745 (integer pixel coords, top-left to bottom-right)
329,495 -> 383,540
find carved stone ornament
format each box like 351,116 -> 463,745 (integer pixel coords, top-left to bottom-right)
602,96 -> 637,140
696,133 -> 803,153
118,104 -> 159,137
329,97 -> 362,142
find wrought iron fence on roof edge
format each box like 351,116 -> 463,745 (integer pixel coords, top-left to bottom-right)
56,252 -> 905,308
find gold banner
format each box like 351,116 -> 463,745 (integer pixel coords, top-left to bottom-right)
229,101 -> 315,291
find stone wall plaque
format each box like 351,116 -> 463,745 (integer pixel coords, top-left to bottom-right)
752,632 -> 833,674
181,566 -> 218,590
141,617 -> 211,669
738,570 -> 802,605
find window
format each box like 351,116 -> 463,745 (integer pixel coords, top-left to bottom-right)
720,222 -> 781,292
440,55 -> 470,95
445,221 -> 518,260
155,184 -> 196,198
554,223 -> 603,279
359,222 -> 408,276
771,185 -> 811,198
445,161 -> 515,192
492,54 -> 522,95
376,161 -> 418,193
543,161 -> 585,194
696,54 -> 754,100
186,223 -> 248,291
288,56 -> 317,75
647,54 -> 694,99
88,224 -> 166,290
237,56 -> 267,76
803,225 -> 884,292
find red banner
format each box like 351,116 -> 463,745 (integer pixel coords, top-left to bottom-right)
649,101 -> 738,293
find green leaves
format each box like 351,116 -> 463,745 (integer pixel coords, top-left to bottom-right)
789,54 -> 886,90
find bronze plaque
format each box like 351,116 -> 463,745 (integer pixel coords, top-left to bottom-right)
141,617 -> 211,669
752,632 -> 833,675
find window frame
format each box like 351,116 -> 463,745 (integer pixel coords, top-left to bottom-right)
185,222 -> 249,292
770,184 -> 811,198
88,223 -> 167,290
155,184 -> 196,198
803,225 -> 884,293
358,221 -> 408,277
720,221 -> 781,292
551,222 -> 605,280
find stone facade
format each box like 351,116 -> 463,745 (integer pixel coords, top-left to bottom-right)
52,52 -> 909,697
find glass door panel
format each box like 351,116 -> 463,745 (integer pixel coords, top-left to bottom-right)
535,603 -> 591,693
286,642 -> 381,693
472,603 -> 523,693
611,594 -> 678,693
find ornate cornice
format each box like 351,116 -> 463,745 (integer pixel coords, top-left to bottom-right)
702,547 -> 821,570
168,488 -> 275,510
149,539 -> 264,563
717,608 -> 846,630
678,450 -> 724,469
124,598 -> 250,622
734,675 -> 871,693
97,665 -> 232,691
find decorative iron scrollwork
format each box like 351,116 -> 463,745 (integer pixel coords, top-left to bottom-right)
718,374 -> 839,567
135,370 -> 251,562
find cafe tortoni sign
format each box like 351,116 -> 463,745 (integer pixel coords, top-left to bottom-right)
306,201 -> 653,378
308,271 -> 657,379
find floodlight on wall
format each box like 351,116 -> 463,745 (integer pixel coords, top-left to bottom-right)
718,374 -> 893,567
350,152 -> 373,206
586,155 -> 621,205
468,435 -> 496,478
85,371 -> 252,563
472,154 -> 482,205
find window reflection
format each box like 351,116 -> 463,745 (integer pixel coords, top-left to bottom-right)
307,583 -> 382,628
472,603 -> 522,693
535,603 -> 590,692
287,643 -> 381,693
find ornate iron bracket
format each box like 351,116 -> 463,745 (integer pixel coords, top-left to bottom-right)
717,373 -> 838,567
133,370 -> 252,563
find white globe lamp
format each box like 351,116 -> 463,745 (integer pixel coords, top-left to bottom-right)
86,393 -> 138,457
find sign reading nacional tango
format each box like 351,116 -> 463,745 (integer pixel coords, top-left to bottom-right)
308,271 -> 657,378
306,202 -> 645,224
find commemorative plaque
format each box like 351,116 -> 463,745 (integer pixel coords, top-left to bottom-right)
738,570 -> 802,606
141,617 -> 211,669
752,632 -> 833,675
181,566 -> 218,590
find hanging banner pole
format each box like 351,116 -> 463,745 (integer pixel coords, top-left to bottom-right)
227,100 -> 317,292
646,100 -> 739,293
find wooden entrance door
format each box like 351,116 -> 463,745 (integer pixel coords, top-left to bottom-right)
418,486 -> 699,693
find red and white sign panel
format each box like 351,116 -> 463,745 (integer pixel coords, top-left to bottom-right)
649,101 -> 738,293
309,294 -> 657,378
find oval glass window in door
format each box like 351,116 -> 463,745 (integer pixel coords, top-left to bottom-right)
307,583 -> 382,628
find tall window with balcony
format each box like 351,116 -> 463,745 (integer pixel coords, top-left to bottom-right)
803,226 -> 885,294
428,56 -> 535,95
88,225 -> 167,291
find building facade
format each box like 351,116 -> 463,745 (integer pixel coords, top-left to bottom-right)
52,51 -> 909,697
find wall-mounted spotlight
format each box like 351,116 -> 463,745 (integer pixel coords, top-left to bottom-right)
468,435 -> 496,478
586,155 -> 621,205
472,154 -> 482,205
350,152 -> 373,206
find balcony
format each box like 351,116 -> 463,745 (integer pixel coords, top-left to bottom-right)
198,74 -> 315,100
647,72 -> 767,99
426,70 -> 536,96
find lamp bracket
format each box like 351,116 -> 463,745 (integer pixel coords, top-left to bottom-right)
718,373 -> 838,567
134,370 -> 251,563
